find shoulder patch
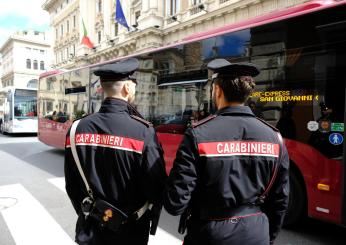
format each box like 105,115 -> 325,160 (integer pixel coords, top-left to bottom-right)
130,115 -> 152,127
256,117 -> 279,132
192,115 -> 217,128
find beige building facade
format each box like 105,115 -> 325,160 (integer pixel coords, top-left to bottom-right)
43,0 -> 310,69
0,30 -> 51,89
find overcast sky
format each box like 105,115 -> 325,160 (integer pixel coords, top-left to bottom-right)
0,0 -> 50,49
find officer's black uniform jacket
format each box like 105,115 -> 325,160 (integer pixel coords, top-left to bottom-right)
164,106 -> 289,242
64,98 -> 167,238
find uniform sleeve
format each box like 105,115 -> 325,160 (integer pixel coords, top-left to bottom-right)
64,129 -> 85,214
263,144 -> 290,242
141,127 -> 167,204
163,128 -> 199,216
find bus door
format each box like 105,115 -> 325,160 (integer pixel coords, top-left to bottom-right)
317,19 -> 346,226
2,90 -> 13,133
310,19 -> 346,224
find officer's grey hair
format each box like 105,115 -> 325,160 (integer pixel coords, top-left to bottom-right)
101,80 -> 127,96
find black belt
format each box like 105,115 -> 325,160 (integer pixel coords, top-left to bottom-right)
200,205 -> 262,221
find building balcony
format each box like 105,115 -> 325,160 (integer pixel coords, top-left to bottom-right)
189,5 -> 204,15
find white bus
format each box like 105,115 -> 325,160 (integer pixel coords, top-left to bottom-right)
1,87 -> 38,134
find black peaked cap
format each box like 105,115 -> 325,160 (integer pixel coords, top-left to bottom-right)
93,58 -> 139,82
207,58 -> 260,77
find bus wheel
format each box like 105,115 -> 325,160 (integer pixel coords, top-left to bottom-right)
284,170 -> 306,226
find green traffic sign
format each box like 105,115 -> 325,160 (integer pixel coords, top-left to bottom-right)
331,123 -> 344,132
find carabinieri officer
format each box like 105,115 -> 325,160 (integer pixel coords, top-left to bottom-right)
65,58 -> 167,245
164,58 -> 289,245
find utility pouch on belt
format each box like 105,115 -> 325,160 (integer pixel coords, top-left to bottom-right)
90,199 -> 128,232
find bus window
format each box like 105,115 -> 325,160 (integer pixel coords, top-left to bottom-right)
14,89 -> 37,118
39,73 -> 64,122
67,69 -> 89,121
154,81 -> 210,134
308,51 -> 345,159
89,72 -> 103,114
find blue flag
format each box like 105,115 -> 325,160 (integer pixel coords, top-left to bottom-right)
115,0 -> 130,31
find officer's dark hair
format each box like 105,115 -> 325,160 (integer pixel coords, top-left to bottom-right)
214,76 -> 255,103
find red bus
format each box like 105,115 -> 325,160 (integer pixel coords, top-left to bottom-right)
38,0 -> 346,226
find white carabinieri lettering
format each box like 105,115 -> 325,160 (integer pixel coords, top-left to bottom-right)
214,141 -> 277,157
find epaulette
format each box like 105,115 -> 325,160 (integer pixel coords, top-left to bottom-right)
73,114 -> 90,122
130,115 -> 152,127
256,117 -> 279,132
192,115 -> 217,128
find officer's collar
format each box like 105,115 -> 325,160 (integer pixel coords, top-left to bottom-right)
216,105 -> 255,117
99,97 -> 130,113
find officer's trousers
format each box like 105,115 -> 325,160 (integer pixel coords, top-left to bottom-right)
183,212 -> 270,245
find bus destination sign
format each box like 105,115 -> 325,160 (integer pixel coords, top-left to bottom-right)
250,90 -> 319,102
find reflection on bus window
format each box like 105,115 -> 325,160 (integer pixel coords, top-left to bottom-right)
202,29 -> 251,59
153,81 -> 211,134
89,76 -> 103,114
129,56 -> 212,135
69,69 -> 89,120
276,104 -> 296,140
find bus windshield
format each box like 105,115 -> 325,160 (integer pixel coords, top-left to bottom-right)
14,89 -> 37,119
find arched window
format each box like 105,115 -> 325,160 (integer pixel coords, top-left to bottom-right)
33,60 -> 38,70
27,79 -> 38,88
26,59 -> 31,69
40,61 -> 45,70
